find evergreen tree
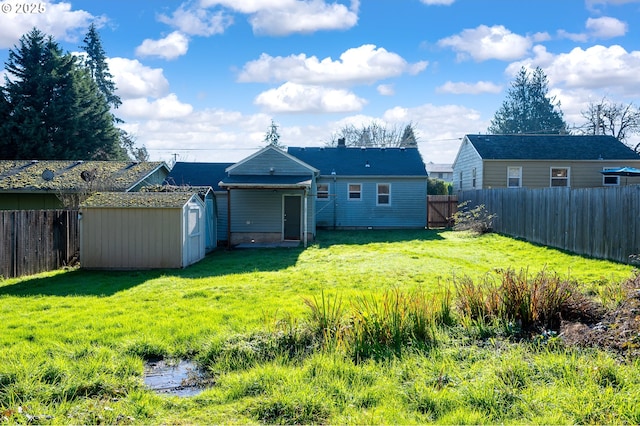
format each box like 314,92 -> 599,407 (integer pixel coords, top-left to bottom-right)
488,67 -> 568,135
0,28 -> 125,160
264,119 -> 285,149
81,23 -> 121,109
400,123 -> 418,147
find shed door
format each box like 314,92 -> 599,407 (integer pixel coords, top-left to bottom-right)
186,206 -> 203,265
283,195 -> 301,240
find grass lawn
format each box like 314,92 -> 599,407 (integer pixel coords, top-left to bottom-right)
1,229 -> 639,424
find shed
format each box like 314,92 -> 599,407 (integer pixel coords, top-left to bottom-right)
80,192 -> 206,269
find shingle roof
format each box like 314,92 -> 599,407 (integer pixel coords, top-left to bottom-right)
287,147 -> 428,176
81,191 -> 197,208
466,134 -> 640,160
166,162 -> 234,191
0,160 -> 168,191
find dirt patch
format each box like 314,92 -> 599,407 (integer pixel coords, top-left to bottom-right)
560,276 -> 640,358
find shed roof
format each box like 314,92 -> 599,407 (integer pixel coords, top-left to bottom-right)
287,146 -> 427,176
465,134 -> 640,161
166,162 -> 234,191
81,192 -> 198,208
0,160 -> 169,192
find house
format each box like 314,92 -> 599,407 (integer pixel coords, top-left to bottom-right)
288,143 -> 428,230
425,162 -> 454,182
452,134 -> 640,191
0,160 -> 170,209
79,191 -> 206,269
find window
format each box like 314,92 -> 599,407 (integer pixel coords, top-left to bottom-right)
458,172 -> 463,190
472,168 -> 477,188
603,168 -> 620,186
377,183 -> 390,205
550,167 -> 570,187
348,183 -> 361,200
507,167 -> 522,188
317,183 -> 329,199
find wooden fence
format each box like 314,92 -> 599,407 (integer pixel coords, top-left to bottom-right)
0,210 -> 79,279
427,195 -> 458,228
459,186 -> 640,264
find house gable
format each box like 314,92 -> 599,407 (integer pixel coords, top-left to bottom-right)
226,145 -> 317,176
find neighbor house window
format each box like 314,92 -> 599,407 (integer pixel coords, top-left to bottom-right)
507,167 -> 522,188
458,172 -> 463,190
317,183 -> 329,199
472,168 -> 477,188
550,167 -> 570,187
377,183 -> 390,205
603,169 -> 620,186
348,183 -> 361,200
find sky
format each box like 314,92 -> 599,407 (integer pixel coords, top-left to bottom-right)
1,0 -> 640,166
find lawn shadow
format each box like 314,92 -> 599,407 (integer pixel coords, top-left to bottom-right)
313,228 -> 447,248
0,246 -> 306,297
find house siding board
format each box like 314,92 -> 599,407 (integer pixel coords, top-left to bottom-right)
230,149 -> 314,176
318,177 -> 426,228
452,139 -> 483,191
0,193 -> 62,210
483,160 -> 640,188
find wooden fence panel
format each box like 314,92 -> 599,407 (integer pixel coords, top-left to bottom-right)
0,210 -> 78,279
427,195 -> 458,228
459,187 -> 640,264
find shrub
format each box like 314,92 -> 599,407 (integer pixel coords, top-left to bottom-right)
452,201 -> 496,234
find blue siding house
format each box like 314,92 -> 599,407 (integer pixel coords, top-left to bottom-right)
165,143 -> 428,247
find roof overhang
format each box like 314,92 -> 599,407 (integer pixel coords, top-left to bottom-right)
219,175 -> 312,190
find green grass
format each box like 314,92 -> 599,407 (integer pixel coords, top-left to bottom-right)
0,229 -> 637,424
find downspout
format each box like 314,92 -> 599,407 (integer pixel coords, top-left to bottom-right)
304,187 -> 308,247
226,188 -> 231,249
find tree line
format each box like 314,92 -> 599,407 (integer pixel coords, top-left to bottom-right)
0,26 -> 147,161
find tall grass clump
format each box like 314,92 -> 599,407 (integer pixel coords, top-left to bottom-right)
455,268 -> 590,334
303,288 -> 450,363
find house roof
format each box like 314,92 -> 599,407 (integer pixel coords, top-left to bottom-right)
81,191 -> 199,208
287,146 -> 428,176
165,162 -> 234,191
425,162 -> 453,173
465,134 -> 640,161
0,160 -> 169,192
219,175 -> 312,189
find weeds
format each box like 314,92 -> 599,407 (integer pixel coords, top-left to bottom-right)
452,201 -> 497,234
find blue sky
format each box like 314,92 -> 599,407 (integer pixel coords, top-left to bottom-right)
1,0 -> 640,165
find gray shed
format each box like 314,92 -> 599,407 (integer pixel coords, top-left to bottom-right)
80,192 -> 206,269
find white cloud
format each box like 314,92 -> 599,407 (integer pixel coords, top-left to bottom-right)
135,31 -> 189,60
254,82 -> 366,113
586,16 -> 628,39
238,44 -> 427,85
157,4 -> 232,36
119,94 -> 193,119
377,84 -> 395,96
436,81 -> 503,95
108,57 -> 170,99
199,0 -> 359,36
438,25 -> 532,62
0,1 -> 96,48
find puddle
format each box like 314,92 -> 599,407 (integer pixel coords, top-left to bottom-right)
143,359 -> 207,397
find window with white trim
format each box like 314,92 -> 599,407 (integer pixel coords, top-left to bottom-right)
472,168 -> 477,188
377,183 -> 390,205
507,167 -> 522,188
317,183 -> 329,199
348,183 -> 361,200
550,167 -> 570,187
603,169 -> 620,186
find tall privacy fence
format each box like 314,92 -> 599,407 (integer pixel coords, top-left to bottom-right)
459,186 -> 640,264
0,210 -> 79,279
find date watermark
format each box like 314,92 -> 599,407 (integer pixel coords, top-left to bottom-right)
1,2 -> 46,14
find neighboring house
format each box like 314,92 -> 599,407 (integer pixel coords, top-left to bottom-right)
79,192 -> 206,269
452,134 -> 640,191
425,162 -> 454,182
0,160 -> 170,209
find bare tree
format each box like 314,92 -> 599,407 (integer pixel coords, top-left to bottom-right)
577,97 -> 640,149
327,121 -> 419,148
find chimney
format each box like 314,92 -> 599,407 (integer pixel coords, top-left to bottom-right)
338,138 -> 346,148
